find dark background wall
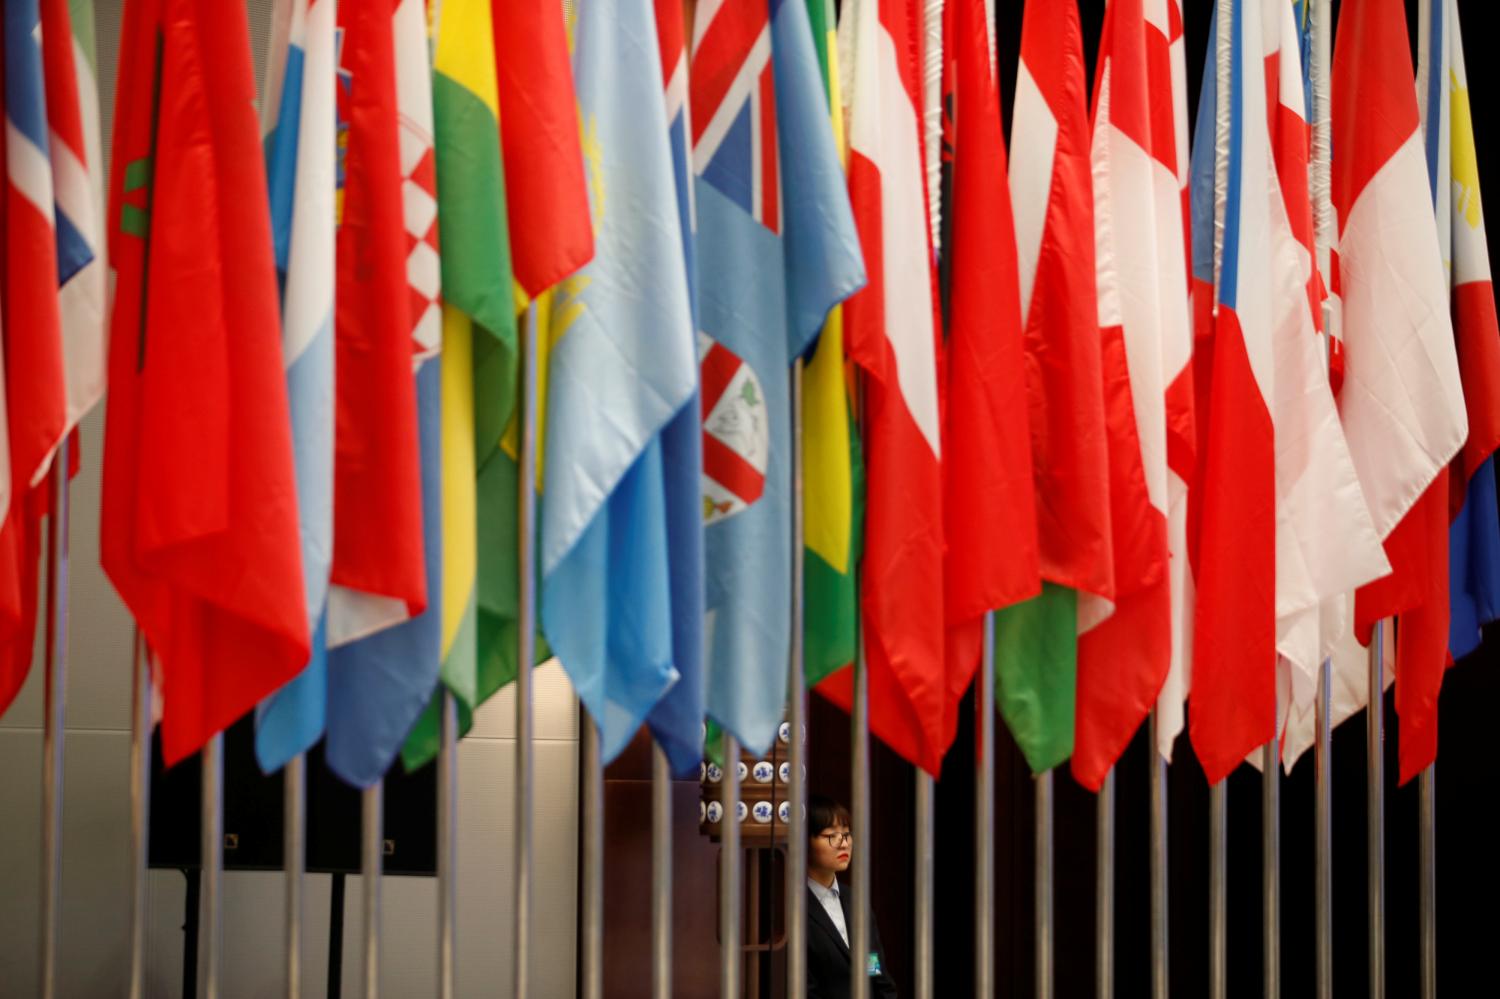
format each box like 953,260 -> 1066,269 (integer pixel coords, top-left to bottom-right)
600,2 -> 1500,996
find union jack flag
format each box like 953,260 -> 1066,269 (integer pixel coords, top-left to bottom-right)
690,0 -> 781,233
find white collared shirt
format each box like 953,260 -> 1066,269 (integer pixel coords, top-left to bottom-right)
808,876 -> 849,948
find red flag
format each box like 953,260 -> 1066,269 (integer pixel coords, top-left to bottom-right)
1072,0 -> 1179,790
940,0 -> 1039,751
493,0 -> 594,297
1010,0 -> 1113,604
821,0 -> 946,775
1,0 -> 71,715
325,0 -> 427,643
1188,0 -> 1279,784
100,0 -> 309,764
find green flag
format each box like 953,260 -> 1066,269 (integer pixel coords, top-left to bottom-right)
994,585 -> 1077,773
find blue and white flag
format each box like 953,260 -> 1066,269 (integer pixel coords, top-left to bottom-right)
326,361 -> 442,786
255,0 -> 338,773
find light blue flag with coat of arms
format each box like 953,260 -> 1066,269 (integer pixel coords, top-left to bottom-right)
691,0 -> 865,755
541,0 -> 699,763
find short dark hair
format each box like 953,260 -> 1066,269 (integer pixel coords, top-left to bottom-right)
808,794 -> 851,836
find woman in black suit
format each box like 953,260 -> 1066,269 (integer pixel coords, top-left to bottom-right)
805,795 -> 898,999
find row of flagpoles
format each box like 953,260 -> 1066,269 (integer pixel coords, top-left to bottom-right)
4,0 -> 1494,995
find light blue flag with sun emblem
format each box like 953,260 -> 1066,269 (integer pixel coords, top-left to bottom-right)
541,0 -> 699,763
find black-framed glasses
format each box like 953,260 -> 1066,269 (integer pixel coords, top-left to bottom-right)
819,830 -> 853,848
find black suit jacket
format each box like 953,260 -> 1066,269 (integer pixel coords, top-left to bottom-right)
805,883 -> 899,999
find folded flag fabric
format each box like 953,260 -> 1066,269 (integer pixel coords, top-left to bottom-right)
320,0 -> 431,788
800,0 -> 864,698
1,0 -> 87,717
939,0 -> 1040,760
1072,0 -> 1179,791
539,0 -> 697,763
254,0 -> 338,773
1336,0 -> 1468,785
401,0 -> 516,770
101,0 -> 309,765
694,0 -> 866,757
996,0 -> 1113,775
644,0 -> 706,777
44,0 -> 107,438
821,0 -> 946,776
1418,0 -> 1500,668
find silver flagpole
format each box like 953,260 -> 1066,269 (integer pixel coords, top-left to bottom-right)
787,356 -> 809,999
128,630 -> 151,999
515,300 -> 539,999
1036,769 -> 1055,999
1149,713 -> 1168,999
1263,739 -> 1281,998
914,772 -> 934,999
438,690 -> 458,999
1315,659 -> 1334,999
1209,781 -> 1227,999
39,435 -> 70,999
651,743 -> 673,999
1096,768 -> 1115,999
1206,7 -> 1229,997
285,754 -> 306,999
975,616 -> 995,999
1309,0 -> 1335,991
850,635 -> 870,999
1419,765 -> 1436,999
580,713 -> 604,999
721,734 -> 743,999
917,0 -> 942,987
1368,625 -> 1385,999
362,783 -> 383,999
198,733 -> 224,999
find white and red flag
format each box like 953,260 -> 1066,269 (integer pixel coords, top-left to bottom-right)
838,0 -> 946,775
1073,0 -> 1191,790
1337,0 -> 1467,785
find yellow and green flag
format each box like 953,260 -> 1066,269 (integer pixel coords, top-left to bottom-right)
402,0 -> 518,767
803,0 -> 863,690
